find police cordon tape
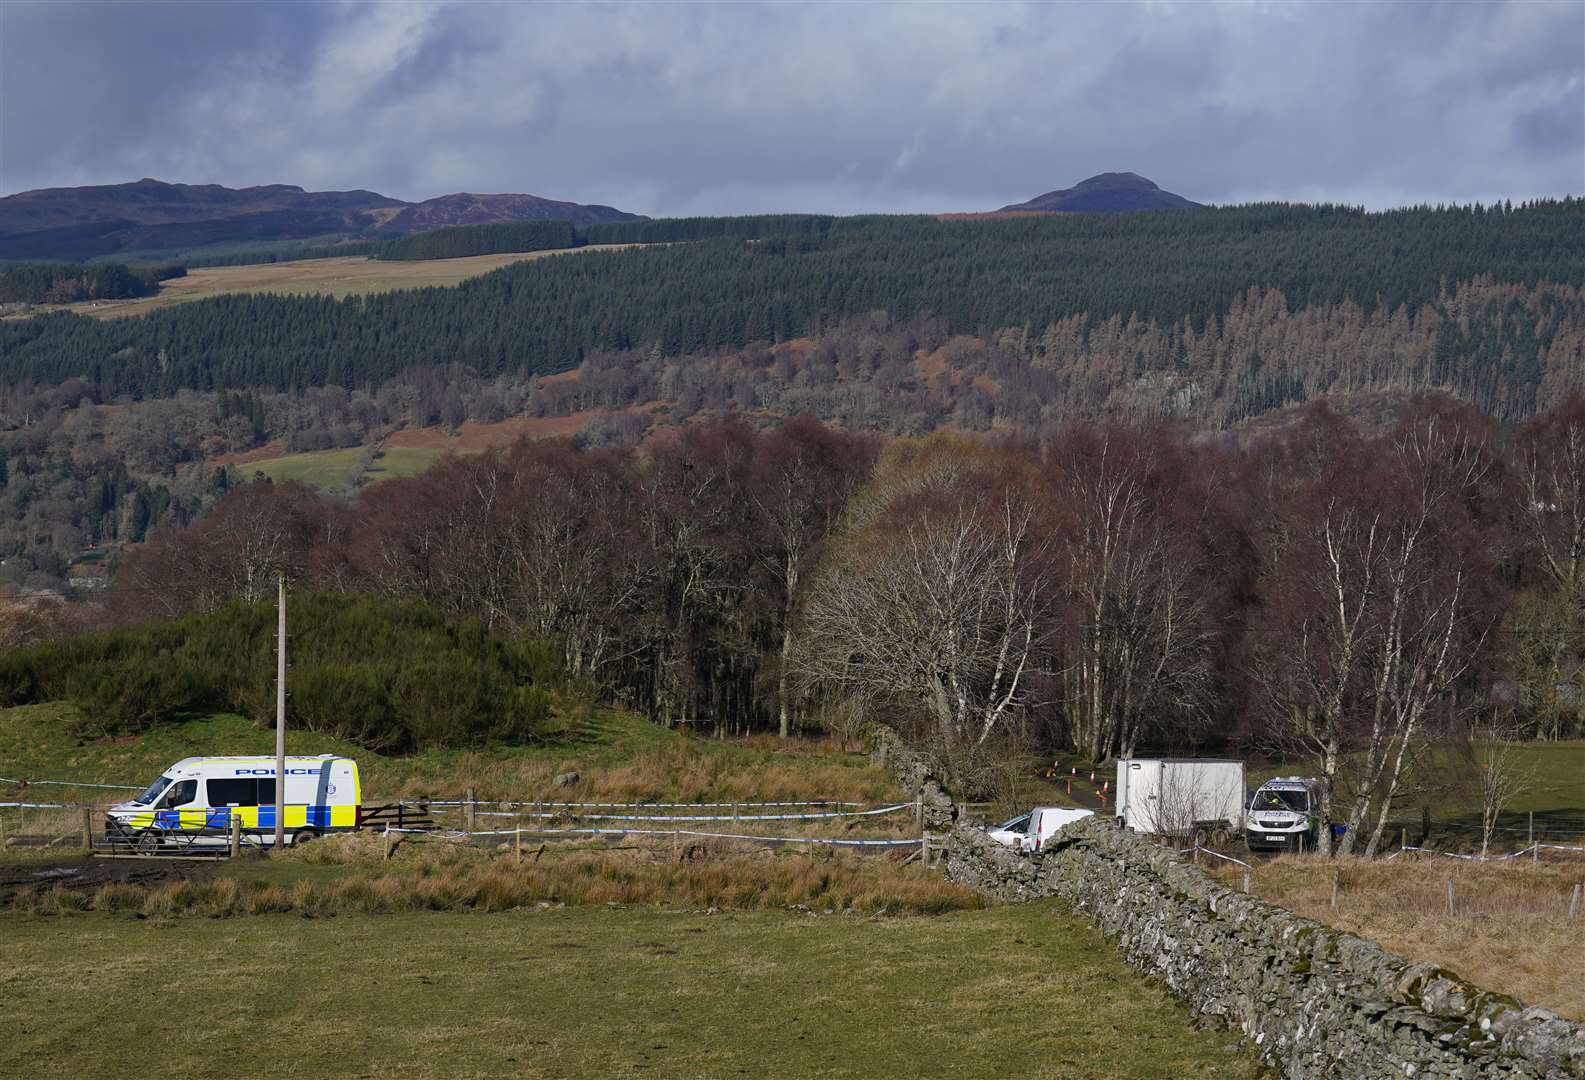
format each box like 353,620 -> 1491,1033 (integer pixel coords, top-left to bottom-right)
3,778 -> 876,809
1396,842 -> 1585,862
380,824 -> 923,847
463,802 -> 914,823
1,775 -> 140,791
426,799 -> 864,809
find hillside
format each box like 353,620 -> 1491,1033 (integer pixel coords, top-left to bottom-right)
2,201 -> 1581,411
998,172 -> 1201,213
7,246 -> 636,320
0,178 -> 643,261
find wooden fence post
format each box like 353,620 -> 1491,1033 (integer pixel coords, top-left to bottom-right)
515,827 -> 523,864
1331,870 -> 1340,911
465,787 -> 476,833
1446,878 -> 1455,916
1242,869 -> 1251,894
1569,883 -> 1581,920
229,812 -> 242,858
1399,827 -> 1406,853
80,805 -> 93,853
383,824 -> 393,861
921,831 -> 930,867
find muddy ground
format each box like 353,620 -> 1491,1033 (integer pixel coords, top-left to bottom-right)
0,852 -> 218,904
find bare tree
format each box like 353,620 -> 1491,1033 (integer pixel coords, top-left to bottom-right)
1045,426 -> 1216,762
1509,396 -> 1585,740
794,442 -> 1052,753
747,417 -> 877,737
1253,403 -> 1500,855
1467,710 -> 1534,858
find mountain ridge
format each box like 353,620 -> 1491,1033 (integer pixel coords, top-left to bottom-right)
0,178 -> 644,260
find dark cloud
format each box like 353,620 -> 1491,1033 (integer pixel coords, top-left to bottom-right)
1,0 -> 1580,214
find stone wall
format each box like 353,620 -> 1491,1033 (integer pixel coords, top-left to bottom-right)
868,726 -> 955,832
946,819 -> 1585,1079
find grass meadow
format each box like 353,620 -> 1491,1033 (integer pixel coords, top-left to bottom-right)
0,702 -> 903,845
247,445 -> 446,488
1208,853 -> 1585,1022
1,901 -> 1266,1080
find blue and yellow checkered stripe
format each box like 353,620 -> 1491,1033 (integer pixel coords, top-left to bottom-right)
125,805 -> 357,830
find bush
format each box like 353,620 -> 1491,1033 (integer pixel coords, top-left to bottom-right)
1,594 -> 561,751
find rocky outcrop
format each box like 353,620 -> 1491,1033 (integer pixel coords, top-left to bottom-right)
946,820 -> 1585,1079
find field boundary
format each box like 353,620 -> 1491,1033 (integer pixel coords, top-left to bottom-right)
947,820 -> 1585,1077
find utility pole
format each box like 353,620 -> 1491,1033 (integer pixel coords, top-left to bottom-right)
274,572 -> 287,849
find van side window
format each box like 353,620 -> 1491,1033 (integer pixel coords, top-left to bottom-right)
257,779 -> 276,806
208,778 -> 259,806
159,779 -> 198,808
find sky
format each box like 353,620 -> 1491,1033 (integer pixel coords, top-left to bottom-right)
1,0 -> 1580,216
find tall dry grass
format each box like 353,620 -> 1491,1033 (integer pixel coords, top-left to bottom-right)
1211,853 -> 1585,1022
377,739 -> 897,804
9,833 -> 979,919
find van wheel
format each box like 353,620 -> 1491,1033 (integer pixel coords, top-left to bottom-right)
136,830 -> 161,854
293,829 -> 320,847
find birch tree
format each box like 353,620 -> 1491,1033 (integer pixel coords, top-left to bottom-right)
794,440 -> 1052,755
1253,403 -> 1499,855
1045,426 -> 1217,762
1508,396 -> 1585,739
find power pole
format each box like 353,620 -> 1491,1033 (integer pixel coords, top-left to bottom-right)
274,572 -> 287,849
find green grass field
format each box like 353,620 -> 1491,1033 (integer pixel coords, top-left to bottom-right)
0,702 -> 898,806
248,445 -> 445,489
0,903 -> 1265,1080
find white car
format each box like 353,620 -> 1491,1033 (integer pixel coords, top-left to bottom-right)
985,812 -> 1031,848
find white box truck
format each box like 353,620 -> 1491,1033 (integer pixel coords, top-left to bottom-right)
1115,758 -> 1245,836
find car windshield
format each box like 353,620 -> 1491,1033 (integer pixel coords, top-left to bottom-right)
998,814 -> 1030,833
134,775 -> 174,806
1252,789 -> 1308,812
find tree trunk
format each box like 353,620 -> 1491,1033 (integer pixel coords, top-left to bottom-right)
778,559 -> 798,739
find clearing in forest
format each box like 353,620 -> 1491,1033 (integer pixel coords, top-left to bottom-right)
246,445 -> 445,489
18,244 -> 640,320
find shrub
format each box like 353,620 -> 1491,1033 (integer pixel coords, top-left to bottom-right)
1,593 -> 562,751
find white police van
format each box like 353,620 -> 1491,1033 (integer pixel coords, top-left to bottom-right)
106,755 -> 361,849
1245,776 -> 1321,851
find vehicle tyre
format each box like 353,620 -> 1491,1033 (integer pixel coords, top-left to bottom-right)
293,828 -> 320,847
136,829 -> 161,854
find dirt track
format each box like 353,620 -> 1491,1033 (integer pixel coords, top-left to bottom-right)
0,854 -> 214,903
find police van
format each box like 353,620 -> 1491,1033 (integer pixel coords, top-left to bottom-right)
106,755 -> 361,849
1245,776 -> 1321,851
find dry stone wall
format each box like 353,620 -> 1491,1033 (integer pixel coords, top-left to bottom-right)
947,819 -> 1585,1079
868,727 -> 955,832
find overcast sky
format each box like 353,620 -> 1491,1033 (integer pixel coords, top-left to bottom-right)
1,0 -> 1580,215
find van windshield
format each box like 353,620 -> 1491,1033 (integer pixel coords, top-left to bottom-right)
1252,789 -> 1309,813
134,775 -> 174,806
